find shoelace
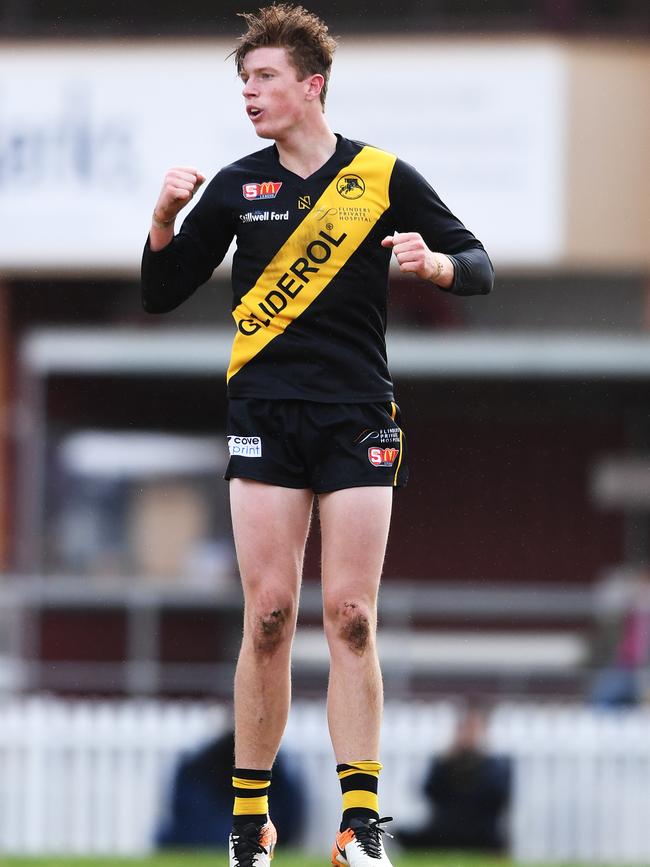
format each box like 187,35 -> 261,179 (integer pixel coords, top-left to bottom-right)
353,816 -> 394,859
231,823 -> 268,867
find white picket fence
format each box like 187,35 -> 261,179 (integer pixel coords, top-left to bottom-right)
1,697 -> 650,863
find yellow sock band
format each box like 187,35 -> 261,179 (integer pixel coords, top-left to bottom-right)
342,789 -> 380,813
234,795 -> 269,816
338,765 -> 381,781
232,777 -> 271,790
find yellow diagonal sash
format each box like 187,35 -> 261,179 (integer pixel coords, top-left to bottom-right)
227,146 -> 397,382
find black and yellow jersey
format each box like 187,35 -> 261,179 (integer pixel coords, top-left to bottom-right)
141,135 -> 493,402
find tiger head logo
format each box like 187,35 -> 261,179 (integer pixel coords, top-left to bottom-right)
336,174 -> 366,200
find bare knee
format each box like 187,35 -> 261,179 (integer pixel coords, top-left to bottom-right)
324,599 -> 375,655
254,606 -> 292,654
244,591 -> 297,656
341,606 -> 371,653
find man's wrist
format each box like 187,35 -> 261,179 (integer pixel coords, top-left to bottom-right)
152,210 -> 175,230
429,254 -> 444,283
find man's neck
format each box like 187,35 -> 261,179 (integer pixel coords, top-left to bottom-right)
275,118 -> 337,179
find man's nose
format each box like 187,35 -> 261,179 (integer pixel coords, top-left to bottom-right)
242,80 -> 258,98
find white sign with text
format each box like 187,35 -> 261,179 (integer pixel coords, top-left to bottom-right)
0,40 -> 566,272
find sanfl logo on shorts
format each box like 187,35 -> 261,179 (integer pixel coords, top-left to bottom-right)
368,446 -> 399,467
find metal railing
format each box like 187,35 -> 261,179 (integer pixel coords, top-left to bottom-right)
0,577 -> 594,697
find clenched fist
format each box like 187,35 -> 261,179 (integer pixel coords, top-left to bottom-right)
153,167 -> 206,227
381,231 -> 453,288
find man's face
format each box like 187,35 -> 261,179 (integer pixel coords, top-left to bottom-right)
240,46 -> 316,141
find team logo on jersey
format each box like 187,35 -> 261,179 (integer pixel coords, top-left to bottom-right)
368,446 -> 399,467
298,195 -> 311,209
242,181 -> 283,200
227,435 -> 262,457
336,174 -> 365,200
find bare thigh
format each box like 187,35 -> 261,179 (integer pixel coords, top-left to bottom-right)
230,479 -> 314,612
319,487 -> 393,617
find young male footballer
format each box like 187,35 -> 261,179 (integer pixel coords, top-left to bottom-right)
141,5 -> 493,866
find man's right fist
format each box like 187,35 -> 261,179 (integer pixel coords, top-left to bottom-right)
153,167 -> 206,226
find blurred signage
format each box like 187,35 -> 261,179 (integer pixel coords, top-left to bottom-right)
0,40 -> 566,272
328,41 -> 567,268
592,456 -> 650,509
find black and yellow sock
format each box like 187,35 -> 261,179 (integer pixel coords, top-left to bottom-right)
232,767 -> 271,829
337,760 -> 382,830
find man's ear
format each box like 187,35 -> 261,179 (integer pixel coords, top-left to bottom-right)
305,73 -> 325,101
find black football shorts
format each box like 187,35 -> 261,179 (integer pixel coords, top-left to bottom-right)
224,398 -> 408,493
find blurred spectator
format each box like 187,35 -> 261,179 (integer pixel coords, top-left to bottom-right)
396,705 -> 511,853
156,728 -> 304,849
588,565 -> 650,707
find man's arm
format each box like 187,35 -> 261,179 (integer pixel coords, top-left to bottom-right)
385,159 -> 494,296
381,231 -> 456,289
149,166 -> 206,252
141,167 -> 234,314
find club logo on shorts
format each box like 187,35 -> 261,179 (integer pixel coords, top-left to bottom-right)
368,446 -> 399,467
336,174 -> 365,200
228,435 -> 262,457
354,427 -> 401,446
242,181 -> 283,200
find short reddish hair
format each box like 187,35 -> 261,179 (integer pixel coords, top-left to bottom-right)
233,4 -> 337,108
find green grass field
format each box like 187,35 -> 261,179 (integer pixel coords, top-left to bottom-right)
0,853 -> 626,867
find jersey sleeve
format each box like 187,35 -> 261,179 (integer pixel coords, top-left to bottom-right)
389,158 -> 494,296
141,172 -> 235,313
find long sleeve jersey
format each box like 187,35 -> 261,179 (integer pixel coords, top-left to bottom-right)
141,134 -> 493,402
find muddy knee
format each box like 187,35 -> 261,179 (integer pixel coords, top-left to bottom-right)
253,607 -> 291,655
331,601 -> 374,654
